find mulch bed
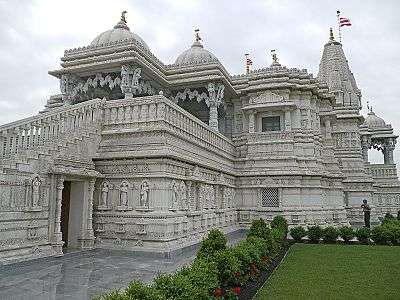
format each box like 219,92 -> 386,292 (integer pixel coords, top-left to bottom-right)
239,241 -> 293,300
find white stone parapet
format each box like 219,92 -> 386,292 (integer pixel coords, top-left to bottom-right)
0,99 -> 105,159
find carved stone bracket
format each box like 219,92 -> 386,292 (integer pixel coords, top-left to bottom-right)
120,65 -> 155,98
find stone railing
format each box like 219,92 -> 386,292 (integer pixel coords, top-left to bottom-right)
368,164 -> 398,180
103,95 -> 235,156
247,131 -> 295,143
0,99 -> 104,158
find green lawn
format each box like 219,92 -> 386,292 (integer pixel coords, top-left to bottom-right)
255,244 -> 400,300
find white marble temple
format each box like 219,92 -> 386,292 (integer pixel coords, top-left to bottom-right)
0,14 -> 399,264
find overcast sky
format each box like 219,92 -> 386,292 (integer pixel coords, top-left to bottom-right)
0,0 -> 399,164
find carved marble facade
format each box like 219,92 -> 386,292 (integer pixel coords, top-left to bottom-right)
0,14 -> 399,264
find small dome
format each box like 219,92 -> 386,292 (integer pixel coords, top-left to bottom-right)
90,13 -> 150,51
364,110 -> 386,128
174,40 -> 219,66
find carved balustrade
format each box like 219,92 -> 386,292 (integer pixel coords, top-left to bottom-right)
0,99 -> 104,158
103,95 -> 235,157
367,164 -> 398,180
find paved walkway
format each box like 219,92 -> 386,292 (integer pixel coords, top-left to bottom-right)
0,231 -> 245,300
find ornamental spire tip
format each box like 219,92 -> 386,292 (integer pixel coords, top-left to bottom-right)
121,11 -> 127,23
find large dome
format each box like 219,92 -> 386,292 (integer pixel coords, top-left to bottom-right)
364,110 -> 386,128
174,40 -> 219,66
90,14 -> 150,51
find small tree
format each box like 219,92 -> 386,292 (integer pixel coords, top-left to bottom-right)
290,226 -> 307,242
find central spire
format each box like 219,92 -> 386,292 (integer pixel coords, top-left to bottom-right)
114,10 -> 130,31
192,28 -> 204,48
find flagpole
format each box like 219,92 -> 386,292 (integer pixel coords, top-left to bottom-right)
337,10 -> 342,43
245,54 -> 249,74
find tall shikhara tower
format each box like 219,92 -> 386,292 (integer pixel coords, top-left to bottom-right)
318,30 -> 375,224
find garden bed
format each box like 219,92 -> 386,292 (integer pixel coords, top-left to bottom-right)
239,241 -> 292,300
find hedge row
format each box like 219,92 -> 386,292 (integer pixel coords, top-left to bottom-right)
290,213 -> 400,245
94,216 -> 288,300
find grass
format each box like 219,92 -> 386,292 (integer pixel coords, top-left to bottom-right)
255,243 -> 400,300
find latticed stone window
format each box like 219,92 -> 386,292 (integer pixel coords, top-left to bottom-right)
261,188 -> 279,207
262,116 -> 281,132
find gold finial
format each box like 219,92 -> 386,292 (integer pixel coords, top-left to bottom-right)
195,29 -> 202,42
329,28 -> 335,41
271,49 -> 279,64
121,10 -> 127,23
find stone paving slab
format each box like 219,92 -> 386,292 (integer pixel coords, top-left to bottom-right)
0,230 -> 245,300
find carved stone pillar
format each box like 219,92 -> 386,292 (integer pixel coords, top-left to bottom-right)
361,136 -> 370,163
384,138 -> 396,164
78,178 -> 96,249
209,103 -> 219,131
87,179 -> 95,235
324,118 -> 332,139
248,110 -> 256,133
284,109 -> 291,131
53,175 -> 65,255
293,108 -> 301,129
206,82 -> 225,132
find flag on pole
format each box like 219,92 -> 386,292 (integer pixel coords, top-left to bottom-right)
339,17 -> 352,27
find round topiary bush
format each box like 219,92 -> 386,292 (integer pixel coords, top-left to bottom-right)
307,226 -> 322,243
290,226 -> 307,242
356,227 -> 371,244
339,226 -> 355,243
322,226 -> 339,243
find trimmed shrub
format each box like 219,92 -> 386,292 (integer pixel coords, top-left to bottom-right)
322,226 -> 339,243
125,281 -> 166,300
356,227 -> 371,244
307,226 -> 322,243
154,273 -> 194,300
397,210 -> 400,221
197,229 -> 227,258
247,218 -> 278,256
93,290 -> 127,300
271,215 -> 289,236
339,226 -> 355,243
248,218 -> 271,240
179,259 -> 220,299
371,221 -> 400,245
232,240 -> 258,275
271,227 -> 286,246
371,225 -> 394,245
211,249 -> 241,287
290,226 -> 306,242
382,213 -> 395,225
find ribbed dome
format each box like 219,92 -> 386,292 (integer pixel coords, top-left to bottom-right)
174,40 -> 219,66
364,111 -> 386,128
90,16 -> 150,51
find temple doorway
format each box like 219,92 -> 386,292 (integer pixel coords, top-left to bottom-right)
61,181 -> 71,247
60,180 -> 86,250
